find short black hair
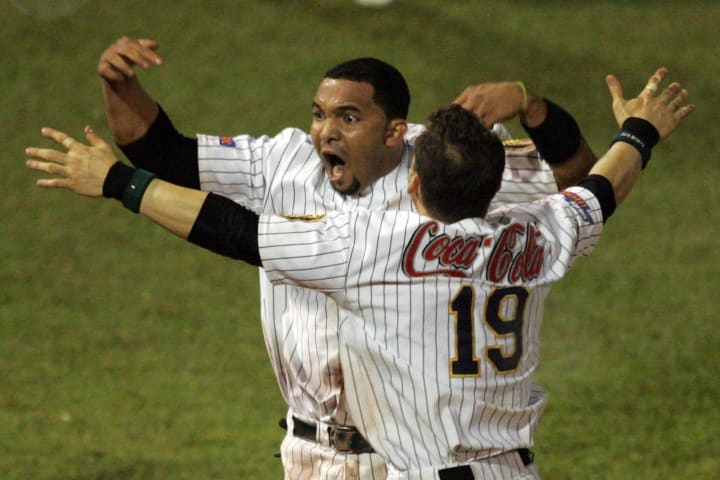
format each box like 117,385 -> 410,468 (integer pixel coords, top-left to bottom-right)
414,104 -> 505,223
324,57 -> 410,120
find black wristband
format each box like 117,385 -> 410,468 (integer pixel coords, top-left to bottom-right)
522,99 -> 582,165
102,162 -> 156,213
122,169 -> 157,213
609,117 -> 660,169
103,162 -> 135,200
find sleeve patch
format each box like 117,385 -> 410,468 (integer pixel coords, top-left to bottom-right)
561,191 -> 594,224
502,138 -> 535,151
279,214 -> 326,222
219,136 -> 236,147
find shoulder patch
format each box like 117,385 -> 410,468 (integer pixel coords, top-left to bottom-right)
219,136 -> 236,147
280,214 -> 326,222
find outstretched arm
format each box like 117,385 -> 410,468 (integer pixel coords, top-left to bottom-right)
25,127 -> 260,265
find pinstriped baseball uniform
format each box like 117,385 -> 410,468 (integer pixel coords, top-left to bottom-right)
257,186 -> 603,479
196,124 -> 560,479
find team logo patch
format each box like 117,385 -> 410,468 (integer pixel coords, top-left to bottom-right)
561,191 -> 594,224
219,136 -> 236,147
280,214 -> 326,222
502,138 -> 534,151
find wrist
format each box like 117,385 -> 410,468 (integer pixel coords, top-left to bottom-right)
609,118 -> 659,169
519,93 -> 547,128
103,162 -> 134,199
515,81 -> 528,114
102,162 -> 156,212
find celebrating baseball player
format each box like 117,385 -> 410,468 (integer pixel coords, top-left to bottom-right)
26,67 -> 693,478
77,36 -> 599,479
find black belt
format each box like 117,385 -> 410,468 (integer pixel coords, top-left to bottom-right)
438,449 -> 534,480
289,416 -> 375,454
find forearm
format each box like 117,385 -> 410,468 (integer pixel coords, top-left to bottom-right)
139,179 -> 208,239
588,142 -> 642,206
521,98 -> 597,190
104,163 -> 261,265
547,138 -> 596,191
102,78 -> 160,145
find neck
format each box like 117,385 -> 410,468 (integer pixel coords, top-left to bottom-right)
381,142 -> 406,175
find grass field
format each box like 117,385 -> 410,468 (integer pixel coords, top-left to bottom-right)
1,0 -> 718,478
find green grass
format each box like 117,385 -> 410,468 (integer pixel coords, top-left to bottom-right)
2,0 -> 718,478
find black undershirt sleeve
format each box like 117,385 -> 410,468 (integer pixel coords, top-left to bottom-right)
187,193 -> 262,267
118,105 -> 200,189
578,174 -> 616,222
522,99 -> 582,165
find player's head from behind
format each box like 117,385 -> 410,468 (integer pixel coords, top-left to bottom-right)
409,104 -> 505,223
311,57 -> 411,196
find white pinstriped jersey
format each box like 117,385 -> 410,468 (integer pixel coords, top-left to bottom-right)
196,124 -> 560,477
258,186 -> 603,474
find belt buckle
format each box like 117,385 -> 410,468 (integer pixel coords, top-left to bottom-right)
328,425 -> 356,452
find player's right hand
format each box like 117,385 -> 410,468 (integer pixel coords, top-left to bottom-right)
97,36 -> 162,84
26,126 -> 117,198
453,82 -> 526,127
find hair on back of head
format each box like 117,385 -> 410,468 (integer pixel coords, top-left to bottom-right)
414,104 -> 505,223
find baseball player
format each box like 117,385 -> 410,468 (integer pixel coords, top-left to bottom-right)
91,37 -> 594,479
26,68 -> 692,479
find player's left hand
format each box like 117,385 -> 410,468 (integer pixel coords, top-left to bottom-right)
453,81 -> 526,126
25,126 -> 117,197
606,68 -> 695,140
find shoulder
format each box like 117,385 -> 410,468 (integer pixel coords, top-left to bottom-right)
404,123 -> 425,144
196,127 -> 311,148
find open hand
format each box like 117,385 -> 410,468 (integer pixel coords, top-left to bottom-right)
606,67 -> 695,140
26,126 -> 118,197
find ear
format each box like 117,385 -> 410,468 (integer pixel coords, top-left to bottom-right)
407,168 -> 426,214
407,168 -> 420,195
385,119 -> 408,147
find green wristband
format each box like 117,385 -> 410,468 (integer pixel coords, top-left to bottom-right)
122,169 -> 157,213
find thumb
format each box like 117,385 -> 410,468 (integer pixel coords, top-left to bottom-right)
605,74 -> 625,103
84,125 -> 107,148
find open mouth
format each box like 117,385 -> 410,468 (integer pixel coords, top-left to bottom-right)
324,153 -> 346,181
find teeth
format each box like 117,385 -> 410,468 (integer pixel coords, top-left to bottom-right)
332,165 -> 344,177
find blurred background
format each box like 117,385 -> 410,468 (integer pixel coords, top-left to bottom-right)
1,1 -> 718,478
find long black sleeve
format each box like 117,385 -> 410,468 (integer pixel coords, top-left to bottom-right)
118,105 -> 200,189
187,193 -> 261,267
578,174 -> 616,222
521,99 -> 582,165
